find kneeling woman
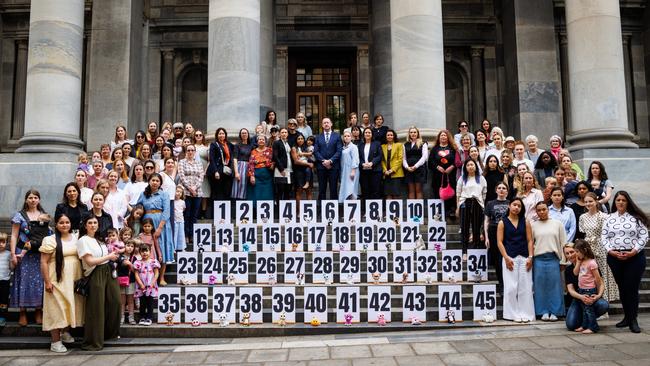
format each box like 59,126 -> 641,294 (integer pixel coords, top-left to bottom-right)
497,198 -> 535,322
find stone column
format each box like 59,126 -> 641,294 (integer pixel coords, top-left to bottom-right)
565,0 -> 636,149
208,0 -> 260,136
559,35 -> 570,135
11,40 -> 28,141
390,0 -> 445,137
371,0 -> 392,122
622,35 -> 637,136
274,46 -> 288,124
471,47 -> 485,128
161,49 -> 175,124
17,0 -> 84,153
260,0 -> 274,119
357,45 -> 370,117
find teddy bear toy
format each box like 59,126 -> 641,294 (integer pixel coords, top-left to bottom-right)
241,312 -> 251,326
218,313 -> 230,327
377,314 -> 386,326
344,313 -> 353,326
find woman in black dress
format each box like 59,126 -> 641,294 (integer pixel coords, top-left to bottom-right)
54,183 -> 85,233
207,128 -> 235,201
570,181 -> 592,240
403,127 -> 428,199
483,155 -> 506,203
429,129 -> 457,217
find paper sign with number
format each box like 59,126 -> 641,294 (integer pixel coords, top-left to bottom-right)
438,285 -> 462,322
238,223 -> 257,250
400,222 -> 419,250
376,222 -> 396,251
193,223 -> 213,252
255,200 -> 274,224
343,200 -> 361,224
415,250 -> 438,283
303,286 -> 328,323
365,199 -> 384,223
402,285 -> 427,323
405,199 -> 425,222
336,286 -> 360,323
386,199 -> 403,222
261,223 -> 282,251
427,199 -> 445,221
366,251 -> 388,283
239,287 -> 263,324
255,251 -> 277,284
339,251 -> 361,284
300,200 -> 317,224
427,221 -> 447,251
236,201 -> 253,224
212,286 -> 236,324
279,200 -> 297,224
441,249 -> 463,282
200,252 -> 223,284
213,200 -> 231,225
283,252 -> 305,284
157,287 -> 181,324
184,287 -> 209,323
272,286 -> 296,324
306,224 -> 327,252
466,249 -> 488,282
331,223 -> 352,251
321,200 -> 339,223
393,250 -> 414,283
473,284 -> 497,321
367,285 -> 391,323
284,225 -> 303,250
355,223 -> 374,252
214,223 -> 234,251
176,252 -> 198,284
311,251 -> 334,283
226,252 -> 249,284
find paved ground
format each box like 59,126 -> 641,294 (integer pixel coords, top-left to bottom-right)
2,315 -> 650,365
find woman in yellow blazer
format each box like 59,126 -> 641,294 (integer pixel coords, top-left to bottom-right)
381,129 -> 405,199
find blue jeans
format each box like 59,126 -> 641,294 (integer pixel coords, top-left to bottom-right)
565,294 -> 608,331
578,288 -> 599,331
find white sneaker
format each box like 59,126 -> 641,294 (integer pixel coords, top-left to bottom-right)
521,318 -> 531,323
145,319 -> 153,326
549,314 -> 558,322
60,332 -> 74,344
50,341 -> 67,353
139,319 -> 147,326
541,313 -> 550,321
514,317 -> 523,323
597,313 -> 609,321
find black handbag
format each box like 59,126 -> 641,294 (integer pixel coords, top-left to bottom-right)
74,274 -> 92,297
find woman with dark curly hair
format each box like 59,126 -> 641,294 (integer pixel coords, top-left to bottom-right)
207,127 -> 235,201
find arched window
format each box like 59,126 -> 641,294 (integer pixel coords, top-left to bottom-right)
178,65 -> 207,132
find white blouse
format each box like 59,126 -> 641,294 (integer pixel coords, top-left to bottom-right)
601,212 -> 648,252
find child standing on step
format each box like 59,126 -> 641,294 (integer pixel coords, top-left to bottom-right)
118,240 -> 137,325
573,239 -> 603,334
134,244 -> 160,325
0,233 -> 11,327
138,218 -> 161,263
173,185 -> 186,252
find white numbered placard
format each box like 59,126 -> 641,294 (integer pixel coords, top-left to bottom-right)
400,222 -> 419,250
427,199 -> 445,221
438,285 -> 462,322
306,224 -> 327,252
303,286 -> 328,324
365,199 -> 384,223
272,286 -> 296,324
279,200 -> 297,224
415,250 -> 438,283
284,225 -> 304,250
261,223 -> 282,251
184,287 -> 209,324
386,199 -> 403,222
215,223 -> 234,250
406,199 -> 425,222
343,200 -> 361,224
393,250 -> 414,283
367,286 -> 391,323
339,251 -> 361,284
321,200 -> 339,223
213,200 -> 231,225
236,201 -> 254,223
366,251 -> 389,283
193,223 -> 213,252
157,287 -> 181,324
473,284 -> 497,321
336,286 -> 360,323
176,252 -> 198,284
300,200 -> 317,224
255,251 -> 277,284
441,249 -> 463,282
212,286 -> 236,324
239,287 -> 263,324
201,252 -> 223,284
402,285 -> 427,323
238,223 -> 257,250
466,249 -> 488,282
355,223 -> 374,251
312,251 -> 334,284
331,223 -> 352,251
376,222 -> 396,251
284,252 -> 305,284
226,252 -> 249,284
256,200 -> 274,224
427,221 -> 447,251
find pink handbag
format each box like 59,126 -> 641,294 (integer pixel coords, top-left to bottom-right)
439,174 -> 455,201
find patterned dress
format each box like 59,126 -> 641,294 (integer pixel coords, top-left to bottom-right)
10,211 -> 49,308
133,259 -> 161,298
579,211 -> 619,301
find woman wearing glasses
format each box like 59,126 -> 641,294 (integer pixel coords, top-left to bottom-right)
193,130 -> 211,218
454,120 -> 475,147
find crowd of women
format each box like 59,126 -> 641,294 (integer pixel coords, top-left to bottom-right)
0,114 -> 647,354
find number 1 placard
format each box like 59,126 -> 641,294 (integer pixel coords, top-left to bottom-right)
213,200 -> 231,225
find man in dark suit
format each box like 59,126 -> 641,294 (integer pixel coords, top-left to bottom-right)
313,117 -> 343,200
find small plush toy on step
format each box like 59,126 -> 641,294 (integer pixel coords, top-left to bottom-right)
410,316 -> 421,325
377,313 -> 386,326
446,309 -> 456,324
344,313 -> 353,326
227,273 -> 236,286
241,312 -> 251,326
165,311 -> 174,326
279,311 -> 287,326
208,275 -> 217,285
218,313 -> 229,327
310,316 -> 321,326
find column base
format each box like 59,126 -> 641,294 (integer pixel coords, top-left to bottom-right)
16,133 -> 84,154
566,129 -> 638,150
395,127 -> 441,142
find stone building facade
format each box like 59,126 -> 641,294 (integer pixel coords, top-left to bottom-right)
0,0 -> 649,214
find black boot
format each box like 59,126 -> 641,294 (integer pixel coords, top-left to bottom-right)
616,317 -> 629,328
629,318 -> 641,333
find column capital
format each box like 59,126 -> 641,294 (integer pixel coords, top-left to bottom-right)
162,48 -> 175,60
357,44 -> 369,57
16,39 -> 28,50
470,46 -> 484,58
276,46 -> 288,58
